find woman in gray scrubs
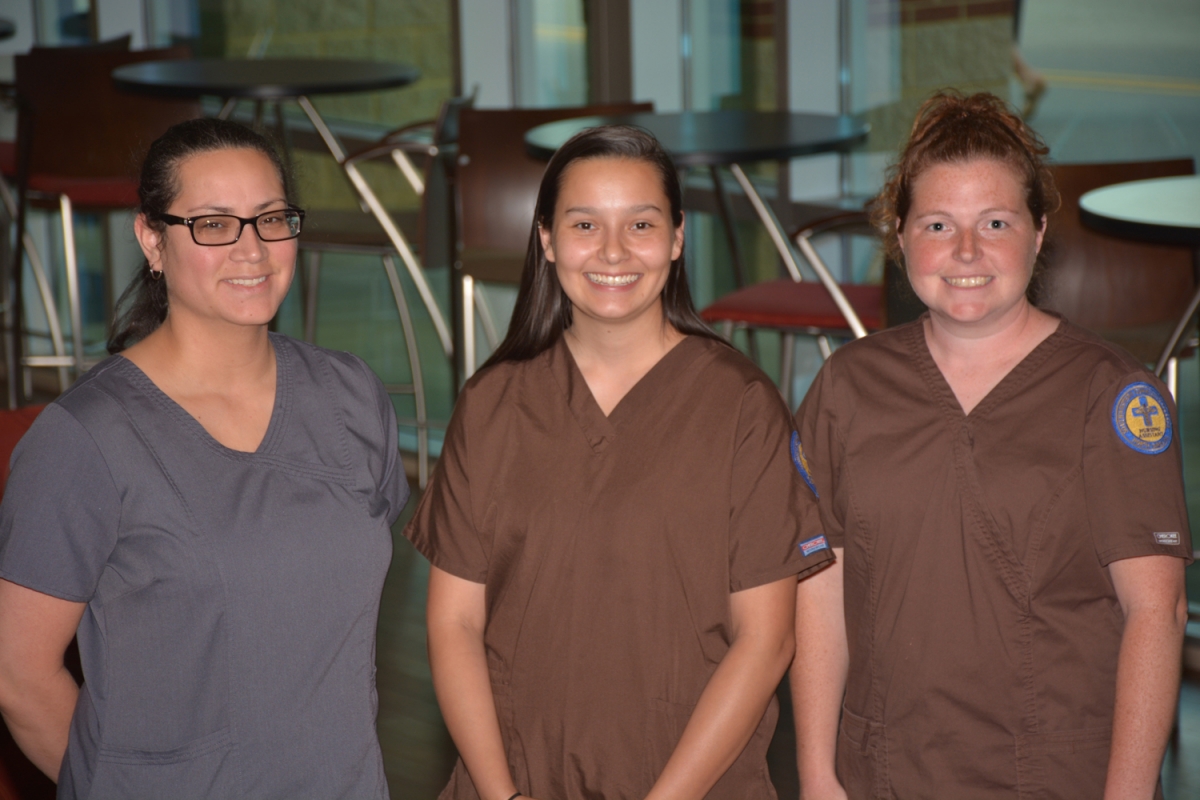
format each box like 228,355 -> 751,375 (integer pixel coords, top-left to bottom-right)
0,118 -> 409,799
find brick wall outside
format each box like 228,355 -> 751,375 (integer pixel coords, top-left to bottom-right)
221,0 -> 454,210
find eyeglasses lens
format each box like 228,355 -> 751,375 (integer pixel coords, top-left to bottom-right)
191,211 -> 302,245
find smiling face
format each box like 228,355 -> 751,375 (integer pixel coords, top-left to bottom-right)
539,156 -> 684,334
136,147 -> 296,331
897,157 -> 1045,336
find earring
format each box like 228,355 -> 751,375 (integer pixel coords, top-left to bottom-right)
150,268 -> 163,281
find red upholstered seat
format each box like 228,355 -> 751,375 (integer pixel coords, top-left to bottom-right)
27,175 -> 139,208
701,279 -> 884,333
0,404 -> 44,498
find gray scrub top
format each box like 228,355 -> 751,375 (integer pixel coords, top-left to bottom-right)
0,334 -> 409,799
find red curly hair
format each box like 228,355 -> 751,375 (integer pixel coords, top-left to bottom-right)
869,91 -> 1060,285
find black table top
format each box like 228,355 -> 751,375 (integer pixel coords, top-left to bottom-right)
1079,175 -> 1200,247
525,110 -> 868,167
112,58 -> 420,100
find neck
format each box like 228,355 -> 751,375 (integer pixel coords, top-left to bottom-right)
563,307 -> 683,369
924,300 -> 1051,365
142,314 -> 275,387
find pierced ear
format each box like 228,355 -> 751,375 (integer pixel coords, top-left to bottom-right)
133,214 -> 165,267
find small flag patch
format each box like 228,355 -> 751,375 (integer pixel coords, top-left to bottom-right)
799,535 -> 829,557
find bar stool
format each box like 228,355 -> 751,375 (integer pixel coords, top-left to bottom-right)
11,43 -> 199,401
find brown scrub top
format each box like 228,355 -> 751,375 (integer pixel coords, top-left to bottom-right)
406,335 -> 831,799
795,318 -> 1192,800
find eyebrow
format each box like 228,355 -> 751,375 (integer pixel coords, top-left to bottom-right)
185,199 -> 288,215
912,206 -> 1021,219
563,203 -> 664,215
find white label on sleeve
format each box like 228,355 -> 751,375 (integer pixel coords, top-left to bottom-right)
1154,532 -> 1181,545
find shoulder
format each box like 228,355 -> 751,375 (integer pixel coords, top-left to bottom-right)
825,320 -> 917,372
49,355 -> 146,432
456,347 -> 553,414
1046,321 -> 1166,412
692,336 -> 790,406
273,333 -> 381,393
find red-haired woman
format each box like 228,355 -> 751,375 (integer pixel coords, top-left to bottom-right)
792,92 -> 1190,799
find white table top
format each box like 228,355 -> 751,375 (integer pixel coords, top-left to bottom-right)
1080,174 -> 1200,235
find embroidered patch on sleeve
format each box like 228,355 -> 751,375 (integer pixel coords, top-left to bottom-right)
799,534 -> 829,557
790,431 -> 819,498
1154,532 -> 1181,546
1112,382 -> 1172,455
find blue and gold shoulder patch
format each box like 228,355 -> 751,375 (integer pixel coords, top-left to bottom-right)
1112,381 -> 1172,455
790,431 -> 819,498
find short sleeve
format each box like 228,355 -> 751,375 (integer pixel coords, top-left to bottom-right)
403,389 -> 488,583
794,360 -> 846,548
728,380 -> 831,592
0,404 -> 121,602
1084,371 -> 1192,566
362,359 -> 410,527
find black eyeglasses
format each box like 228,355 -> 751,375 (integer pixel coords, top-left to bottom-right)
154,207 -> 306,246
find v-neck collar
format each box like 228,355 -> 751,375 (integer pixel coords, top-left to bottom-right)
908,314 -> 1065,424
546,334 -> 708,454
118,332 -> 291,458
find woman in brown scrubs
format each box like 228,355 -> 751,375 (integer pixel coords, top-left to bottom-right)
792,91 -> 1191,799
405,126 -> 832,799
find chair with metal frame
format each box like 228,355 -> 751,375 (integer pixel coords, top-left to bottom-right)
298,94 -> 475,487
700,209 -> 890,408
453,102 -> 654,379
10,43 -> 199,400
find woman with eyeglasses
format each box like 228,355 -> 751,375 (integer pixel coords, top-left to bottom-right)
0,118 -> 408,798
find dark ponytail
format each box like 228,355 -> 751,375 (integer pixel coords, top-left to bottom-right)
107,117 -> 293,353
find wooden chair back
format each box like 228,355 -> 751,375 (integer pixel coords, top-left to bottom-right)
455,103 -> 653,283
1039,159 -> 1196,362
15,45 -> 201,181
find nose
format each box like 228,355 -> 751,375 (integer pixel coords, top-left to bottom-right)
954,228 -> 980,262
599,228 -> 628,264
231,220 -> 268,261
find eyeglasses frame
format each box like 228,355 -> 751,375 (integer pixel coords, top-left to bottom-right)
152,207 -> 307,246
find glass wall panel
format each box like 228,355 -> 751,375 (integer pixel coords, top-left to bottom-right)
512,0 -> 588,106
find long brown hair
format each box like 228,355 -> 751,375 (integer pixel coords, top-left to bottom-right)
481,125 -> 726,369
869,91 -> 1060,299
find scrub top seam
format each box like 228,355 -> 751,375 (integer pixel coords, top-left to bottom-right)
112,343 -> 354,483
824,355 -> 886,727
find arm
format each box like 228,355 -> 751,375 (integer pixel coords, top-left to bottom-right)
0,578 -> 84,781
644,575 -> 797,800
791,550 -> 848,800
1103,555 -> 1188,800
426,566 -> 524,800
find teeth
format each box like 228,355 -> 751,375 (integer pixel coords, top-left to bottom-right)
586,273 -> 640,287
945,276 -> 991,288
227,277 -> 267,287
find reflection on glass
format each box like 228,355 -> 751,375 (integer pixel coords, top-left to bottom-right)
513,0 -> 588,107
35,0 -> 92,45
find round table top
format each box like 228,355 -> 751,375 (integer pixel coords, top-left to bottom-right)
1080,174 -> 1200,246
525,110 -> 868,167
111,58 -> 420,100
